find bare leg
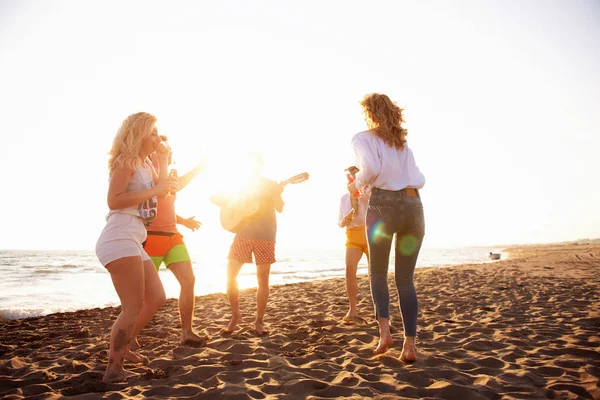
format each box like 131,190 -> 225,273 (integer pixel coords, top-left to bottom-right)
129,259 -> 167,342
225,259 -> 244,333
374,316 -> 394,355
168,261 -> 206,345
103,256 -> 145,382
344,248 -> 363,318
129,338 -> 140,351
123,350 -> 148,365
401,336 -> 417,362
255,263 -> 271,335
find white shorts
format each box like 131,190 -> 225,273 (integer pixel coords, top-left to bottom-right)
95,213 -> 151,267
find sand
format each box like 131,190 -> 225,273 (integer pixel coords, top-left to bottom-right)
1,244 -> 599,399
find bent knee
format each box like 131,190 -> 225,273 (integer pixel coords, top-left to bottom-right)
345,264 -> 358,274
147,289 -> 167,310
227,280 -> 239,292
257,277 -> 270,289
121,299 -> 144,317
395,280 -> 416,291
184,274 -> 196,289
156,291 -> 167,307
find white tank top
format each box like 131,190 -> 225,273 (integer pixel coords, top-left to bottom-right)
107,160 -> 158,225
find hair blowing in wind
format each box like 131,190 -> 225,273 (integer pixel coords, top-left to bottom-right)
360,93 -> 408,150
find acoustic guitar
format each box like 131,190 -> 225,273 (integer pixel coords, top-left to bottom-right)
216,172 -> 309,233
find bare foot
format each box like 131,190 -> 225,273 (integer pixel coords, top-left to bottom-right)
254,321 -> 269,336
124,350 -> 149,365
374,333 -> 394,355
102,368 -> 137,383
225,313 -> 242,333
400,343 -> 417,363
345,310 -> 358,318
342,315 -> 367,325
181,332 -> 208,347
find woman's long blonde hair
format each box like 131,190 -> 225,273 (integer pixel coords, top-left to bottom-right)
108,112 -> 157,174
360,93 -> 407,150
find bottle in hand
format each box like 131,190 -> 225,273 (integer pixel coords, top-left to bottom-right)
346,172 -> 363,199
168,168 -> 178,196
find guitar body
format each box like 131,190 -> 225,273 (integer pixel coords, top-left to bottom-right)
216,172 -> 309,233
219,198 -> 261,233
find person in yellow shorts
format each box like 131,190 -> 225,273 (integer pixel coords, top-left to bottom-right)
133,135 -> 207,348
338,166 -> 369,322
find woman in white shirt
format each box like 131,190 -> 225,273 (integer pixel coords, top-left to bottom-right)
351,93 -> 425,362
95,112 -> 178,382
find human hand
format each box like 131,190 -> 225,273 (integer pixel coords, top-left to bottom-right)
182,216 -> 202,232
341,209 -> 356,227
157,141 -> 171,158
155,175 -> 178,197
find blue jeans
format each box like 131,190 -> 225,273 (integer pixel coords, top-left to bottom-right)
366,188 -> 425,337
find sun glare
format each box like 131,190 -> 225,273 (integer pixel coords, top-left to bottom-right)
202,153 -> 264,200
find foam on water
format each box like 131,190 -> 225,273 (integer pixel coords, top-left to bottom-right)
0,247 -> 503,319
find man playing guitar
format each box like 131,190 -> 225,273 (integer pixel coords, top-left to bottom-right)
221,153 -> 285,336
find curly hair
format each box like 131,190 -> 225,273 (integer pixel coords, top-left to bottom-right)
108,112 -> 157,174
360,93 -> 407,150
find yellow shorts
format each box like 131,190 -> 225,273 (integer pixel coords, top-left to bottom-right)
346,227 -> 368,255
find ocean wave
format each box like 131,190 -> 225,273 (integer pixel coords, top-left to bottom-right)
269,266 -> 348,275
0,308 -> 53,320
0,247 -> 496,320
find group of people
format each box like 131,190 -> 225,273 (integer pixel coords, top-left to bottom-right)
95,93 -> 426,382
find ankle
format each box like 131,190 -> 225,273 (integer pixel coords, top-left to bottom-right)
105,363 -> 123,374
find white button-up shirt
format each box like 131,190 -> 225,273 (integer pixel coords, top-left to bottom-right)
352,130 -> 425,192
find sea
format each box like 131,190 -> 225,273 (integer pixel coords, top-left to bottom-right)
0,246 -> 504,320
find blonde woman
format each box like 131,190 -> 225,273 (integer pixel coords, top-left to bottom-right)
351,94 -> 425,362
95,112 -> 178,382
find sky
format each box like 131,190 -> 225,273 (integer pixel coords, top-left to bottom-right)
0,0 -> 599,252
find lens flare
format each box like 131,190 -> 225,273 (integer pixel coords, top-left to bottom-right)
399,234 -> 418,256
369,221 -> 391,244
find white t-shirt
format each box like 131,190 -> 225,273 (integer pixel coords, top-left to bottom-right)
338,192 -> 369,229
352,130 -> 425,192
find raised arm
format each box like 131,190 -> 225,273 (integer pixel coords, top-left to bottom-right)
149,145 -> 171,184
177,159 -> 206,192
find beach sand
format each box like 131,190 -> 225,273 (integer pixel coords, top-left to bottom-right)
1,244 -> 599,399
